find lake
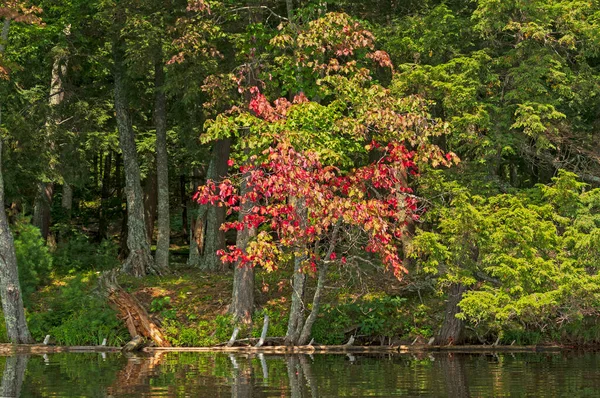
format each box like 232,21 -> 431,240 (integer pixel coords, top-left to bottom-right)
2,351 -> 599,397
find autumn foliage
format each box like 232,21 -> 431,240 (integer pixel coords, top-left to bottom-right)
196,92 -> 456,278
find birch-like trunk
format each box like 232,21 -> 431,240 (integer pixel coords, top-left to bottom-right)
154,54 -> 170,270
0,17 -> 33,344
113,40 -> 158,277
0,140 -> 33,344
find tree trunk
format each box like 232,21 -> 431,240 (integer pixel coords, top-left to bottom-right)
0,140 -> 33,344
0,19 -> 33,344
113,40 -> 159,277
0,355 -> 28,398
285,198 -> 308,345
154,54 -> 170,270
98,150 -> 112,241
297,220 -> 340,345
33,45 -> 68,241
200,139 -> 231,272
180,174 -> 188,242
435,283 -> 466,345
230,174 -> 256,325
285,255 -> 307,345
143,166 -> 157,244
32,182 -> 53,241
188,205 -> 207,267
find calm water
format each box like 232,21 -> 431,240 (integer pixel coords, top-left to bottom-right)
1,351 -> 599,397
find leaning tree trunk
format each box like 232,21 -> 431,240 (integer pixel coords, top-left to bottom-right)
0,140 -> 33,344
230,174 -> 256,325
154,53 -> 170,270
113,40 -> 161,277
434,283 -> 467,345
200,139 -> 231,272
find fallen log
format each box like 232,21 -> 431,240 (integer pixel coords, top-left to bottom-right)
100,270 -> 170,348
122,336 -> 145,352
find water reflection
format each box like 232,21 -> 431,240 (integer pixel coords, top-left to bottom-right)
1,355 -> 28,398
1,350 -> 600,396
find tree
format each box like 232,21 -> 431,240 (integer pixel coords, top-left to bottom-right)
0,1 -> 41,344
110,2 -> 166,277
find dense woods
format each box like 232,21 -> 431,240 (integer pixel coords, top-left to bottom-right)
1,0 -> 600,348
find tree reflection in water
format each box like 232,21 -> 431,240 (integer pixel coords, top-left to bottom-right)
0,355 -> 28,398
1,350 -> 598,396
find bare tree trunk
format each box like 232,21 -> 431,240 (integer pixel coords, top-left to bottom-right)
32,182 -> 53,241
143,167 -> 157,243
154,54 -> 170,270
285,198 -> 308,345
188,205 -> 206,267
297,222 -> 340,345
0,355 -> 28,398
180,174 -> 189,242
200,139 -> 231,272
230,174 -> 256,325
98,150 -> 112,240
434,283 -> 466,345
285,256 -> 307,345
0,18 -> 33,344
0,140 -> 33,344
113,40 -> 158,277
33,38 -> 68,241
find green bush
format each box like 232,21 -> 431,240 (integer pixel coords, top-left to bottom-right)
12,218 -> 52,304
27,273 -> 128,346
312,295 -> 408,345
161,314 -> 233,347
52,233 -> 119,274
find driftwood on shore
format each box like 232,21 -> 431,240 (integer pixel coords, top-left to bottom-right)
100,270 -> 170,348
0,343 -> 566,356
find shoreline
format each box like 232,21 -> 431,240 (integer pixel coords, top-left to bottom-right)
0,343 -> 571,355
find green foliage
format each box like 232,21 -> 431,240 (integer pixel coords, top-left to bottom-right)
162,314 -> 232,347
11,217 -> 53,304
52,233 -> 120,274
252,307 -> 289,339
27,273 -> 128,346
414,171 -> 600,342
312,295 -> 408,344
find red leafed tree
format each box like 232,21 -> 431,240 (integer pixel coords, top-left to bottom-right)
197,98 -> 456,345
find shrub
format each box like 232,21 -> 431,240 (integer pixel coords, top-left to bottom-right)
27,273 -> 129,346
11,217 -> 52,304
52,233 -> 119,274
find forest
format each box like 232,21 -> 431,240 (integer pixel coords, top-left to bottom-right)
0,0 -> 600,349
